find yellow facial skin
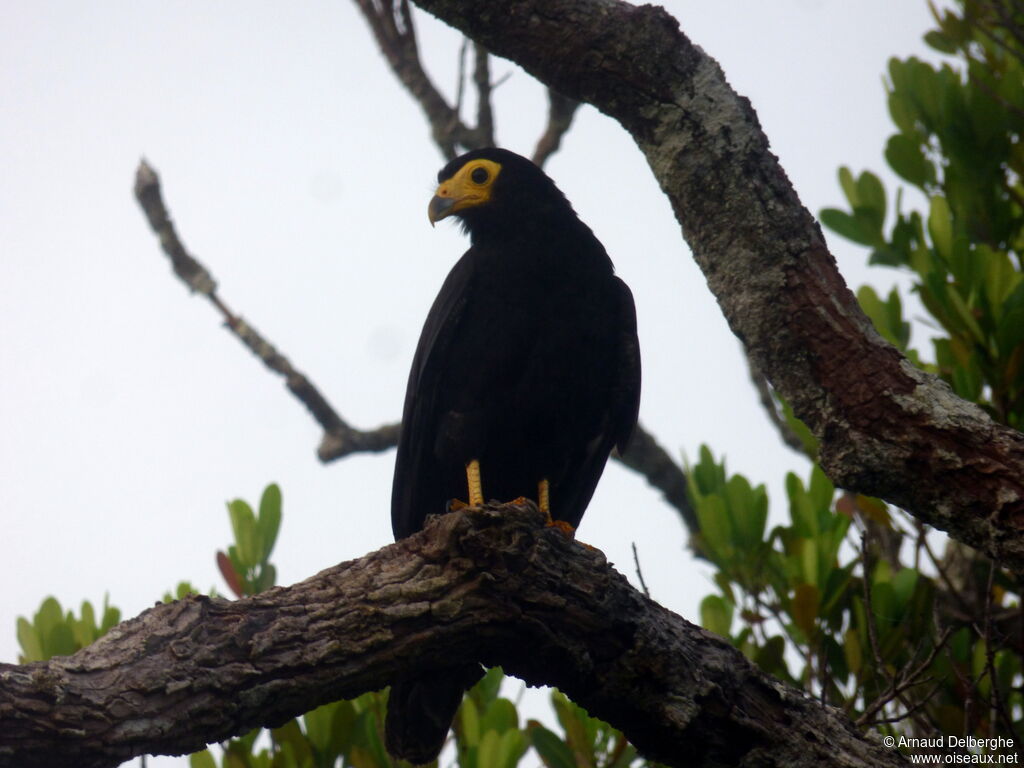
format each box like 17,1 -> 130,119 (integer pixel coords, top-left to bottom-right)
428,158 -> 503,225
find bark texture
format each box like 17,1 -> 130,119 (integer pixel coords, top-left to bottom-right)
0,505 -> 903,768
410,0 -> 1024,570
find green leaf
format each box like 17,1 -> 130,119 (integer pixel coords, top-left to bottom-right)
529,723 -> 576,768
997,281 -> 1024,356
460,692 -> 481,747
474,666 -> 505,706
481,698 -> 519,736
808,465 -> 834,515
189,751 -> 218,768
725,474 -> 767,549
46,623 -> 76,659
551,691 -> 593,761
792,583 -> 820,638
16,617 -> 43,662
928,195 -> 954,263
700,594 -> 734,637
924,29 -> 957,54
754,636 -> 788,678
305,700 -> 354,760
891,568 -> 920,611
257,483 -> 282,562
800,537 -> 820,589
100,596 -> 121,633
944,283 -> 985,344
495,728 -> 527,768
478,729 -> 502,768
270,719 -> 312,765
227,499 -> 259,570
786,473 -> 816,538
885,133 -> 932,187
820,208 -> 875,246
856,171 -> 887,228
838,166 -> 858,206
777,396 -> 818,458
695,495 -> 733,562
843,627 -> 863,676
35,597 -> 63,641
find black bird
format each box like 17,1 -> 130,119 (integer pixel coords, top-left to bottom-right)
386,148 -> 641,764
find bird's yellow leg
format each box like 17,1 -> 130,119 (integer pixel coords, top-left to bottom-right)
538,479 -> 551,518
539,478 -> 576,537
466,459 -> 484,507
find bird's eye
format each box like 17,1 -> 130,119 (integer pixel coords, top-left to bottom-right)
471,167 -> 489,184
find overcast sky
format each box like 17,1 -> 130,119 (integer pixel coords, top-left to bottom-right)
2,1 -> 944,765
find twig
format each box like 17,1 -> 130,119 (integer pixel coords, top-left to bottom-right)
979,561 -> 1017,741
132,160 -> 398,462
859,680 -> 943,727
631,542 -> 651,598
860,535 -> 885,672
855,627 -> 952,727
920,530 -> 975,618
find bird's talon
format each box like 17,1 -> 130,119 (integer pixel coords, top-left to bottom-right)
547,519 -> 577,538
447,498 -> 470,512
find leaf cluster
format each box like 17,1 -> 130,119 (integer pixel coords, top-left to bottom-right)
821,0 -> 1024,426
680,0 -> 1024,752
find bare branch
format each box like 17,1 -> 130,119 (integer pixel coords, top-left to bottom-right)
618,422 -> 696,535
532,88 -> 581,168
473,42 -> 495,147
631,541 -> 651,597
0,505 -> 907,768
132,161 -> 396,463
352,0 -> 465,158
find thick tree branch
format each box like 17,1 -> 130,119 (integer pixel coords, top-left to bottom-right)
410,0 -> 1024,571
0,505 -> 904,768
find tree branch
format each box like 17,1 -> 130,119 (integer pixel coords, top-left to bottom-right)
133,161 -> 398,461
353,0 -> 466,158
410,0 -> 1024,572
617,420 -> 696,535
0,505 -> 905,768
532,88 -> 581,167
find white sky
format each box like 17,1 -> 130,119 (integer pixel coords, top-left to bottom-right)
1,1 -> 944,765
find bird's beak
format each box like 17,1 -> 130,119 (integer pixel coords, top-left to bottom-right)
428,193 -> 457,227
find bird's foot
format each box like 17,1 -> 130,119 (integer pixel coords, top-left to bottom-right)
446,498 -> 471,512
546,518 -> 576,538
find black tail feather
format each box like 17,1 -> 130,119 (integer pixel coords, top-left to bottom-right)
385,664 -> 484,765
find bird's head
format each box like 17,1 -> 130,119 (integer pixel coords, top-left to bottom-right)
427,148 -> 576,239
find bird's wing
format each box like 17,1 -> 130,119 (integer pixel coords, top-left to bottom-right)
554,275 -> 641,530
611,275 -> 642,454
391,250 -> 476,540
